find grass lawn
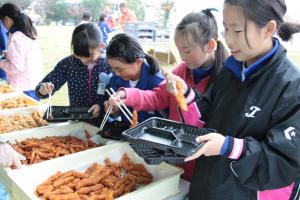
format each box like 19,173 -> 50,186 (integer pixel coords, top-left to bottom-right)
37,26 -> 300,105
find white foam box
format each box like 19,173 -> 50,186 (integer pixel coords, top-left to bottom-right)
7,142 -> 183,200
0,122 -> 110,194
0,91 -> 47,114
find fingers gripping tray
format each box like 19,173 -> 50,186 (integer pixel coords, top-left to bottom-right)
122,117 -> 214,157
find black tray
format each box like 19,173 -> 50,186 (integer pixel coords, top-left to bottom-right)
130,144 -> 185,165
122,117 -> 215,157
98,121 -> 131,140
43,106 -> 92,122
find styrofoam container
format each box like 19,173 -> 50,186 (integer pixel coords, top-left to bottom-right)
0,91 -> 47,114
7,142 -> 183,200
0,122 -> 111,193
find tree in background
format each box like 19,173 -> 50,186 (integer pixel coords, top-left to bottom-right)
0,0 -> 33,10
68,3 -> 89,24
82,0 -> 107,21
125,0 -> 145,21
35,0 -> 69,24
160,0 -> 174,28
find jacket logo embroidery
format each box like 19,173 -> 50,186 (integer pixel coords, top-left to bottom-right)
245,106 -> 261,118
284,127 -> 296,140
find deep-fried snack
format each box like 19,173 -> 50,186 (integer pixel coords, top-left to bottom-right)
0,84 -> 15,94
10,135 -> 101,167
36,154 -> 153,200
175,81 -> 188,111
0,111 -> 47,134
130,110 -> 138,128
0,96 -> 36,110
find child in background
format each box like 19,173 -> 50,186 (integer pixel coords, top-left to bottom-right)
176,0 -> 300,199
99,14 -> 112,46
102,33 -> 164,123
0,7 -> 42,100
107,10 -> 228,181
0,3 -> 21,80
35,23 -> 111,125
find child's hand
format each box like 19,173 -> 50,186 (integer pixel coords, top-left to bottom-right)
88,104 -> 100,118
107,90 -> 126,111
39,82 -> 54,96
104,100 -> 120,115
162,69 -> 188,96
184,133 -> 226,162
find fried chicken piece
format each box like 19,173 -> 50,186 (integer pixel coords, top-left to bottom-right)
175,81 -> 188,111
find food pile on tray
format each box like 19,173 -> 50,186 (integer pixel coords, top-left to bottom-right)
10,134 -> 102,168
35,153 -> 153,200
0,96 -> 36,109
0,111 -> 47,134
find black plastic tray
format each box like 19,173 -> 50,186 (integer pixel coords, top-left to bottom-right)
122,117 -> 214,157
98,121 -> 131,140
43,106 -> 92,122
130,144 -> 185,165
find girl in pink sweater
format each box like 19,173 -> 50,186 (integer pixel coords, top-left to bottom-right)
0,12 -> 42,100
107,10 -> 229,181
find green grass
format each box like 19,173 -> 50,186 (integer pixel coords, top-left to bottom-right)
37,26 -> 74,105
37,26 -> 300,106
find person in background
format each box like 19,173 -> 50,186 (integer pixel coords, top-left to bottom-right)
117,3 -> 136,31
103,4 -> 116,30
35,23 -> 111,125
107,10 -> 228,181
174,0 -> 300,199
99,33 -> 164,123
79,11 -> 92,24
0,3 -> 21,80
0,8 -> 42,100
99,14 -> 112,46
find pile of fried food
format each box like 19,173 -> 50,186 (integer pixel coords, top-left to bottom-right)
35,154 -> 153,200
11,134 -> 101,167
0,96 -> 36,110
0,84 -> 15,94
0,111 -> 47,134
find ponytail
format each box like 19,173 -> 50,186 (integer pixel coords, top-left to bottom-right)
210,41 -> 228,84
13,13 -> 37,40
144,54 -> 160,75
277,22 -> 300,42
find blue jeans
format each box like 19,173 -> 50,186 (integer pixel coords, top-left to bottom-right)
0,182 -> 10,200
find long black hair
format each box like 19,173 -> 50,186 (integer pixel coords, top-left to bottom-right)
71,23 -> 103,57
106,33 -> 160,75
224,0 -> 300,43
175,9 -> 228,84
0,3 -> 36,40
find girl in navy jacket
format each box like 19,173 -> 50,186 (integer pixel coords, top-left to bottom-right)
35,23 -> 111,125
104,33 -> 164,123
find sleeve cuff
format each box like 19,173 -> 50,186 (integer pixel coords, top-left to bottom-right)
222,136 -> 246,160
185,88 -> 195,105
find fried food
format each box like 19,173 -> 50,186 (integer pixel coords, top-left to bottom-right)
0,84 -> 15,94
36,153 -> 153,200
10,135 -> 101,168
0,111 -> 47,134
0,96 -> 36,110
175,81 -> 188,111
130,110 -> 138,128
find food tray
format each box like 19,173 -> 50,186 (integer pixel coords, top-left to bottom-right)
43,106 -> 92,122
0,91 -> 45,114
129,144 -> 185,165
6,142 -> 182,200
123,117 -> 215,157
0,122 -> 109,195
98,121 -> 131,140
